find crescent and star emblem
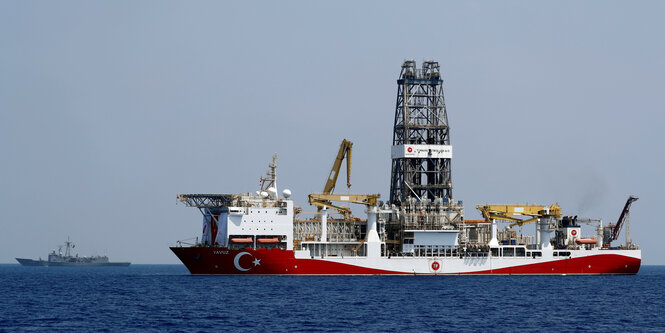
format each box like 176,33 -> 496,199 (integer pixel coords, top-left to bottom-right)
233,252 -> 261,271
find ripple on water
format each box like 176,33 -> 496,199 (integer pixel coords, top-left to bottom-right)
1,265 -> 664,332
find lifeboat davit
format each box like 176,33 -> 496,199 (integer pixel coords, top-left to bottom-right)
575,237 -> 597,245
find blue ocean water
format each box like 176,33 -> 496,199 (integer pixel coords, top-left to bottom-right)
1,264 -> 664,332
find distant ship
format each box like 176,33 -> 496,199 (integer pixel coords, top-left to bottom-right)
16,238 -> 130,267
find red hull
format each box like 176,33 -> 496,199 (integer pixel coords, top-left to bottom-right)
460,254 -> 640,275
171,247 -> 641,275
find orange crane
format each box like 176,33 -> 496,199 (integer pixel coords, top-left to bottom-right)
322,139 -> 352,195
308,139 -> 380,218
311,139 -> 353,215
476,204 -> 562,227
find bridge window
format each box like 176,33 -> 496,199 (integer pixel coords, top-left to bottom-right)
516,248 -> 526,257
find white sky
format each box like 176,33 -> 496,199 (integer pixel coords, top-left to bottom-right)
1,1 -> 663,264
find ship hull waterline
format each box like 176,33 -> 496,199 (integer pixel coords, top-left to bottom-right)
170,247 -> 641,275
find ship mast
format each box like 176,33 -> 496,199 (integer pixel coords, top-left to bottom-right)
260,153 -> 278,198
64,237 -> 73,257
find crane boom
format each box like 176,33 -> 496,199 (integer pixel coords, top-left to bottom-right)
308,193 -> 381,219
612,196 -> 638,240
323,139 -> 352,194
309,193 -> 380,207
476,204 -> 562,227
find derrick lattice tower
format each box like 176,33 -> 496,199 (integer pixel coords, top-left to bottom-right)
389,60 -> 453,205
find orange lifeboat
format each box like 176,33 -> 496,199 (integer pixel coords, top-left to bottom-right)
575,238 -> 597,245
230,237 -> 253,243
257,237 -> 280,244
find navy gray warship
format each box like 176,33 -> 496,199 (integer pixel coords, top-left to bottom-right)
16,238 -> 130,267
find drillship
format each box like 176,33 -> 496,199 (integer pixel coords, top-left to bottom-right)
16,238 -> 130,267
171,60 -> 640,275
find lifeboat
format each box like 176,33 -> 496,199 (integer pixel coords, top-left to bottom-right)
575,238 -> 597,245
230,237 -> 253,243
257,237 -> 280,244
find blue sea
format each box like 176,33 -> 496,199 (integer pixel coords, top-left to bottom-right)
1,264 -> 664,332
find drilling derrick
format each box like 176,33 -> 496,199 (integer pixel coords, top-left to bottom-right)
390,60 -> 453,205
386,60 -> 464,253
